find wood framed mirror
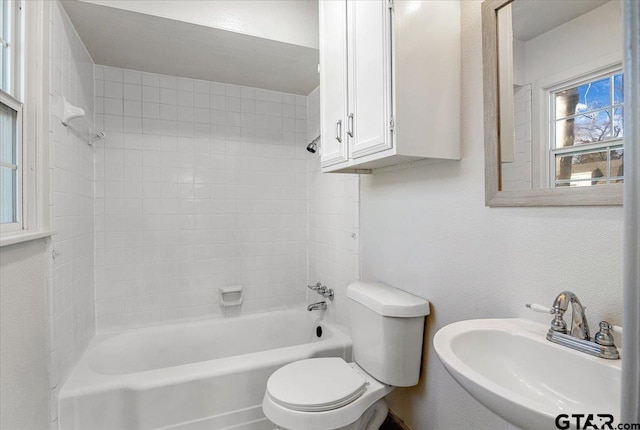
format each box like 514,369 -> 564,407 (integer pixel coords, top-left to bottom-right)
482,0 -> 624,206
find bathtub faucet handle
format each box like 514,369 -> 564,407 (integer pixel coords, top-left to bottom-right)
307,282 -> 327,297
321,288 -> 334,301
308,282 -> 325,292
308,282 -> 334,301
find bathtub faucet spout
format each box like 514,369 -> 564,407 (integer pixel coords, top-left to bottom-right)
307,301 -> 327,311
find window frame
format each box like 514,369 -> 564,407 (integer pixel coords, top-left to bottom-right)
544,68 -> 624,188
0,0 -> 51,247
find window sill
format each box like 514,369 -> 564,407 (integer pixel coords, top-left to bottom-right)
0,230 -> 55,248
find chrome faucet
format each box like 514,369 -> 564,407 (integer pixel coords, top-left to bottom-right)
307,301 -> 327,311
549,291 -> 590,340
544,291 -> 619,359
307,282 -> 334,300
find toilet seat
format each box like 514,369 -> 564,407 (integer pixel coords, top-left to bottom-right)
266,357 -> 367,412
263,358 -> 395,430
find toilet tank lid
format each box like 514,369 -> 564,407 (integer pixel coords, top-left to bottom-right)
346,282 -> 430,317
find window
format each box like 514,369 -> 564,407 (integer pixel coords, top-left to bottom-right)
0,92 -> 20,225
551,71 -> 624,187
0,0 -> 23,232
0,0 -> 50,245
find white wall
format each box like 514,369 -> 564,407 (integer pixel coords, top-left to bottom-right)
95,66 -> 309,331
306,88 -> 360,330
0,239 -> 50,430
78,0 -> 319,49
48,1 -> 96,425
359,2 -> 623,428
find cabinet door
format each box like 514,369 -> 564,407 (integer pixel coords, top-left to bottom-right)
319,0 -> 349,167
347,0 -> 393,159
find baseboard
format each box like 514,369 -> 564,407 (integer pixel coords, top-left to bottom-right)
381,410 -> 412,430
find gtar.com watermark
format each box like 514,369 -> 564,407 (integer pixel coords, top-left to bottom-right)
555,414 -> 640,430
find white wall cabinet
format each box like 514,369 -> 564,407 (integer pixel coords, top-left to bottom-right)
319,0 -> 461,173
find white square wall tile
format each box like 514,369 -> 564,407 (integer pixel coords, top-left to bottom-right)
124,100 -> 142,117
210,81 -> 225,95
124,84 -> 142,101
103,66 -> 124,82
94,66 -> 326,332
160,75 -> 178,89
240,86 -> 255,99
124,69 -> 142,85
178,91 -> 194,107
161,88 -> 178,105
104,81 -> 124,99
194,80 -> 210,94
142,73 -> 160,87
225,84 -> 241,97
194,92 -> 209,109
104,98 -> 123,116
177,77 -> 194,92
142,86 -> 160,103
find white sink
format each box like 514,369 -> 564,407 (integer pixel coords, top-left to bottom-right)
433,318 -> 621,429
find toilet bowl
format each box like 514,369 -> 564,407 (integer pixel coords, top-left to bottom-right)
263,357 -> 393,430
262,282 -> 430,430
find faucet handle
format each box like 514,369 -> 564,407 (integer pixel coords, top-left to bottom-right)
525,303 -> 567,333
321,288 -> 334,301
526,303 -> 552,314
549,307 -> 568,334
308,282 -> 324,291
594,321 -> 616,346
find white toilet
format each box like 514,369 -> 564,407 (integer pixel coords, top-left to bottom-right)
262,281 -> 430,430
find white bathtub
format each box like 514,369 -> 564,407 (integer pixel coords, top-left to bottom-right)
59,310 -> 352,430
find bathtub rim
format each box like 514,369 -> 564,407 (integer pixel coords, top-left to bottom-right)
59,309 -> 352,398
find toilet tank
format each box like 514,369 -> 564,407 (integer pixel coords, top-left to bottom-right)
347,282 -> 430,387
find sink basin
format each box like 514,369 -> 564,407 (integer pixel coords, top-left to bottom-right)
433,318 -> 621,429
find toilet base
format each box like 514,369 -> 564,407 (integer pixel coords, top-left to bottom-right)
353,399 -> 388,430
273,399 -> 388,430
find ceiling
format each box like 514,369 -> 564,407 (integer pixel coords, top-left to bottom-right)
75,0 -> 318,49
61,1 -> 320,95
512,0 -> 613,42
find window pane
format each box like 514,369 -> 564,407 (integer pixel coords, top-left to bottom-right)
613,106 -> 624,139
614,73 -> 624,104
0,165 -> 16,223
555,110 -> 612,147
611,148 -> 624,183
555,77 -> 611,118
555,150 -> 610,186
0,101 -> 16,165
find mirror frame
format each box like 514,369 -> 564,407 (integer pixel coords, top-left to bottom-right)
482,0 -> 624,207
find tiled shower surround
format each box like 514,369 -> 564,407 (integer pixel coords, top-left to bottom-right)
94,66 -> 309,331
48,1 -> 96,423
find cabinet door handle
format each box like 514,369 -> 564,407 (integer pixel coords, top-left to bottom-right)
347,113 -> 354,138
336,120 -> 342,143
